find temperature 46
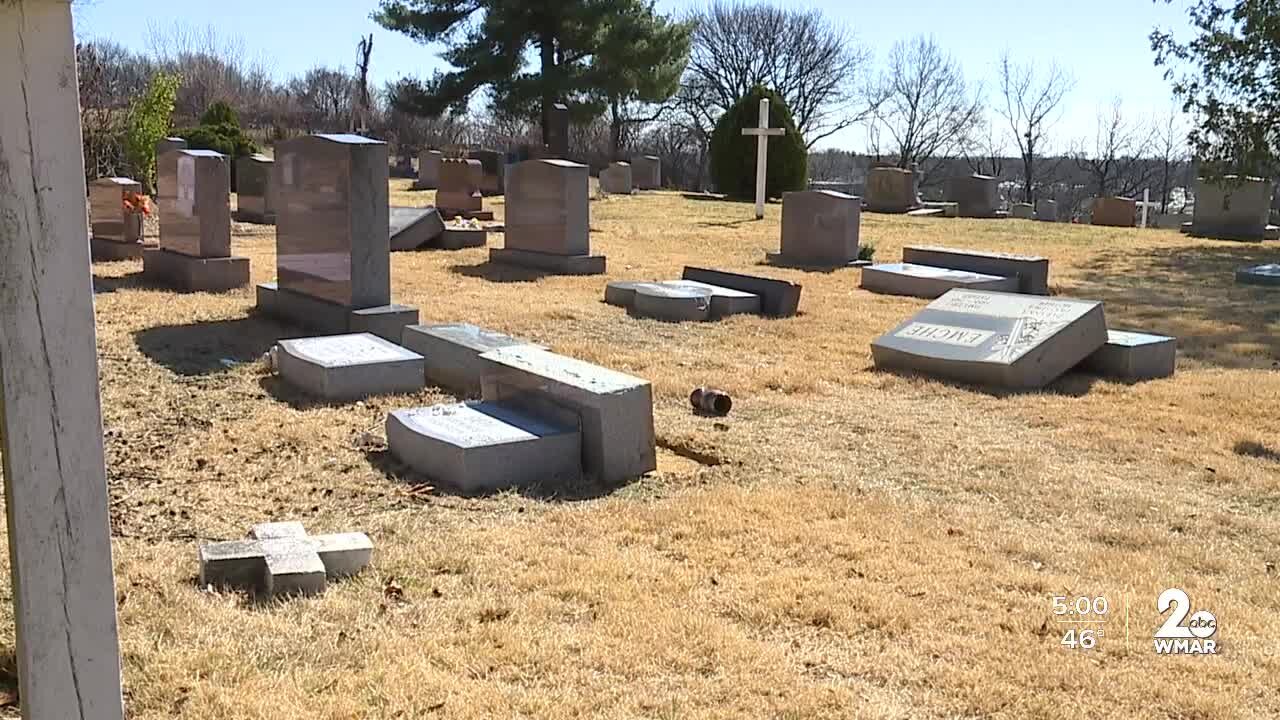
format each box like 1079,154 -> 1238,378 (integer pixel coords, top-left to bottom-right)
1052,595 -> 1109,651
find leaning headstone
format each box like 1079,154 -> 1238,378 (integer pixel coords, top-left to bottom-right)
631,155 -> 661,190
865,166 -> 918,213
945,174 -> 1000,218
387,402 -> 582,493
89,176 -> 146,260
1035,199 -> 1059,222
861,263 -> 1019,299
1080,330 -> 1176,380
901,245 -> 1050,295
468,148 -> 505,195
414,149 -> 443,190
1190,176 -> 1274,241
1,3 -> 126,712
547,103 -> 570,159
436,158 -> 489,218
275,333 -> 425,401
600,162 -> 633,194
1091,196 -> 1136,227
389,206 -> 445,251
144,148 -> 249,291
199,521 -> 373,598
1236,263 -> 1280,286
235,153 -> 275,224
401,323 -> 542,397
479,346 -> 657,484
491,159 -> 605,274
769,190 -> 860,267
1010,203 -> 1034,219
256,133 -> 419,341
871,290 -> 1108,389
682,266 -> 802,317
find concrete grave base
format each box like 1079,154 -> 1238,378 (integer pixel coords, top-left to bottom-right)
681,266 -> 801,317
1010,203 -> 1034,219
401,323 -> 543,397
438,228 -> 487,249
604,281 -> 666,308
276,333 -> 425,401
629,284 -> 713,322
479,346 -> 656,484
387,402 -> 582,493
256,282 -> 419,342
906,208 -> 945,217
1236,264 -> 1280,286
90,237 -> 145,261
1080,330 -> 1176,380
902,245 -> 1050,295
489,247 -> 606,275
440,208 -> 495,222
389,206 -> 445,251
920,201 -> 959,217
860,263 -> 1019,299
764,251 -> 866,270
141,249 -> 250,292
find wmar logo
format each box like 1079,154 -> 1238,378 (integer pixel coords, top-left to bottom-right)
1154,588 -> 1218,655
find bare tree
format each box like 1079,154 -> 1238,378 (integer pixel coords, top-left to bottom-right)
146,23 -> 273,123
1153,106 -> 1191,212
996,52 -> 1073,203
870,35 -> 983,182
351,35 -> 373,134
288,67 -> 354,133
682,1 -> 876,148
961,117 -> 1005,178
1073,99 -> 1158,198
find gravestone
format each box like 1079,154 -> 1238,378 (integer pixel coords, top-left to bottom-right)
1091,196 -> 1136,227
741,97 -> 787,219
901,245 -> 1050,295
865,166 -> 918,213
439,221 -> 488,250
1010,203 -> 1034,219
860,263 -> 1019,298
1081,330 -> 1176,380
918,201 -> 959,217
436,158 -> 487,217
387,402 -> 582,493
401,323 -> 542,396
1,2 -> 126,714
871,290 -> 1108,389
468,149 -> 505,195
945,174 -> 1000,218
769,190 -> 860,267
1190,176 -> 1274,241
547,103 -> 570,159
630,283 -> 714,322
1035,199 -> 1059,222
479,346 -> 657,484
600,162 -> 634,194
414,149 -> 442,190
389,206 -> 445,251
1236,263 -> 1280,286
631,155 -> 662,190
144,148 -> 249,291
491,159 -> 605,274
235,153 -> 275,224
275,333 -> 425,401
604,281 -> 668,308
156,135 -> 188,159
256,133 -> 418,341
605,280 -> 761,320
199,521 -> 373,598
89,176 -> 145,260
682,266 -> 802,317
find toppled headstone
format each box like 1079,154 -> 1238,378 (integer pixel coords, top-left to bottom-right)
682,266 -> 801,317
871,290 -> 1108,389
235,153 -> 275,224
1191,176 -> 1274,241
490,159 -> 605,274
199,521 -> 373,598
479,346 -> 656,484
901,245 -> 1049,295
768,190 -> 861,267
1236,263 -> 1280,286
861,263 -> 1018,298
387,402 -> 582,493
389,206 -> 445,251
945,174 -> 1000,218
401,323 -> 541,396
631,155 -> 661,190
664,280 -> 762,317
631,283 -> 713,322
605,279 -> 762,321
414,149 -> 442,190
1035,199 -> 1059,222
275,333 -> 425,401
89,177 -> 145,260
1091,197 -> 1136,227
1081,330 -> 1176,380
865,166 -> 918,213
144,149 -> 249,291
600,162 -> 633,194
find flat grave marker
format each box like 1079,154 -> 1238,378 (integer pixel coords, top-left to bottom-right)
199,521 -> 373,598
401,323 -> 542,396
276,333 -> 425,401
1236,263 -> 1280,286
901,245 -> 1050,295
861,262 -> 1019,298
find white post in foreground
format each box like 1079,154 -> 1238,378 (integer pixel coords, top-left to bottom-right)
1141,188 -> 1151,229
741,98 -> 785,220
0,2 -> 126,718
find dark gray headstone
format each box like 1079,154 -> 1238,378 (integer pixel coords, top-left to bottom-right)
681,267 -> 801,317
389,206 -> 445,251
547,103 -> 569,159
901,245 -> 1049,295
860,263 -> 1018,299
1236,263 -> 1280,286
1080,330 -> 1176,380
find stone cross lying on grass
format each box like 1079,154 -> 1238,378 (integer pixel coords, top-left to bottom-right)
741,98 -> 786,220
199,522 -> 373,598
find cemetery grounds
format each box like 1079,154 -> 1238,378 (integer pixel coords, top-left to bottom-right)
1,183 -> 1277,718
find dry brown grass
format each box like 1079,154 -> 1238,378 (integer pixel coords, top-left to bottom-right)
1,181 -> 1278,718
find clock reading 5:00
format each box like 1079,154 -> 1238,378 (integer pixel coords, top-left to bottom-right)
1052,596 -> 1109,616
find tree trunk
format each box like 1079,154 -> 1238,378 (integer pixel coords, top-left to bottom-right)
539,32 -> 556,147
609,99 -> 623,161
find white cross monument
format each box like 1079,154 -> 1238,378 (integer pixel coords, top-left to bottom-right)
1,1 -> 127,717
741,98 -> 786,220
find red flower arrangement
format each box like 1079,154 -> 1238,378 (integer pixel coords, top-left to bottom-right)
122,191 -> 152,217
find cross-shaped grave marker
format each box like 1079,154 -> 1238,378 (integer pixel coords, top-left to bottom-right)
199,522 -> 374,598
741,98 -> 787,220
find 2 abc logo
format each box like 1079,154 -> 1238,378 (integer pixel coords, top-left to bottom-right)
1154,588 -> 1218,655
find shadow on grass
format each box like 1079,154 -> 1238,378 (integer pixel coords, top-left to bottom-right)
697,218 -> 760,229
448,261 -> 553,284
256,375 -> 338,411
134,317 -> 281,377
0,649 -> 17,712
1070,242 -> 1280,369
363,447 -> 634,502
868,366 -> 1103,399
1234,440 -> 1280,463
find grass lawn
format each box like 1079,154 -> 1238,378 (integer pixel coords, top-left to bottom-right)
2,180 -> 1277,718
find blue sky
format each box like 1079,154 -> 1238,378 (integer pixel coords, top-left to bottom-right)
72,0 -> 1196,152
